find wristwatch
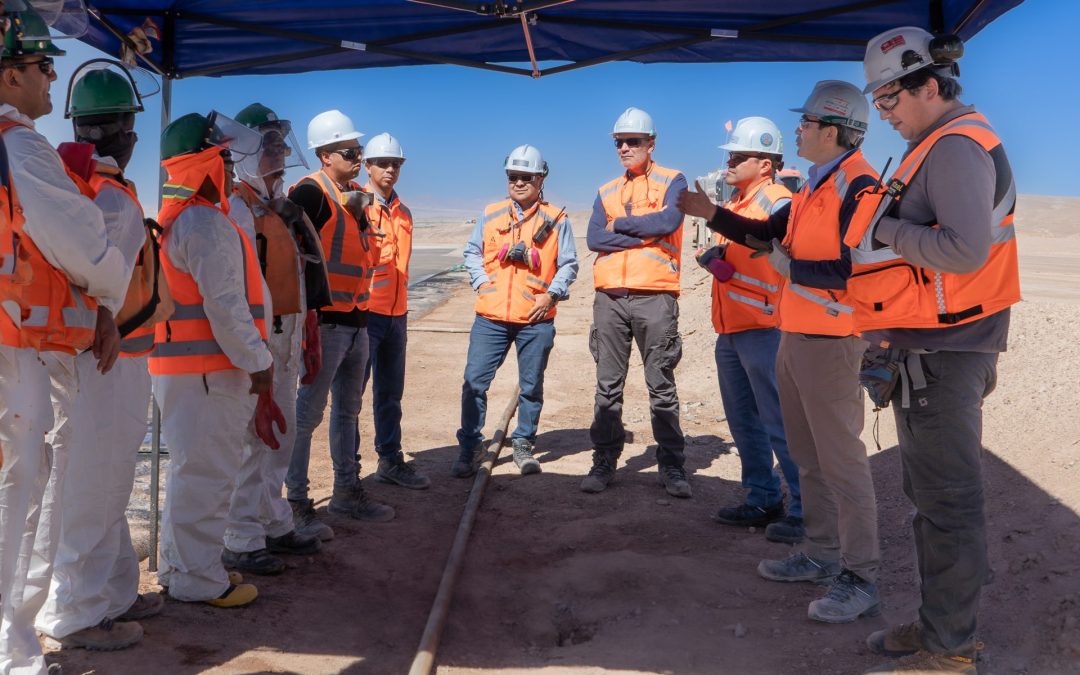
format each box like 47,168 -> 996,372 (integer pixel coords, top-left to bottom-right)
546,291 -> 559,303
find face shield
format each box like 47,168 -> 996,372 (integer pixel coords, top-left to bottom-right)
238,119 -> 308,181
206,110 -> 263,161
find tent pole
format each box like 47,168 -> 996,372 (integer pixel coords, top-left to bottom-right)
148,75 -> 172,574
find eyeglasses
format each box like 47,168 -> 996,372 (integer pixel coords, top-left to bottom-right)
871,88 -> 905,112
798,115 -> 825,130
331,147 -> 362,162
614,137 -> 648,149
369,159 -> 403,170
507,173 -> 537,184
727,153 -> 768,167
11,57 -> 54,75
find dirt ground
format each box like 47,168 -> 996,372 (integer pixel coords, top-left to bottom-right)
50,196 -> 1080,674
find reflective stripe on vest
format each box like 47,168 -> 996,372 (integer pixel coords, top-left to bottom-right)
364,185 -> 413,316
304,172 -> 376,313
119,331 -> 154,355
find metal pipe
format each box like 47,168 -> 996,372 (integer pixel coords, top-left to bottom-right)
409,385 -> 521,675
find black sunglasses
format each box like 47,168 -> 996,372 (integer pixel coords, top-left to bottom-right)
614,137 -> 647,149
507,173 -> 537,184
727,153 -> 769,167
369,159 -> 403,170
11,57 -> 54,75
331,147 -> 362,161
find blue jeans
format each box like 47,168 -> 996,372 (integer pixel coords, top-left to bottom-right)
287,323 -> 369,501
457,316 -> 555,450
363,313 -> 407,459
714,328 -> 801,517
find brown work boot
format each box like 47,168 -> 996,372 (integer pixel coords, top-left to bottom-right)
864,651 -> 976,674
115,592 -> 164,621
867,622 -> 924,657
45,618 -> 143,651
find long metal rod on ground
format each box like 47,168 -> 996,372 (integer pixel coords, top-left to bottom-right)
409,384 -> 521,675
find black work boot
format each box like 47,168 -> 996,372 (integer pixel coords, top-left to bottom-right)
375,452 -> 431,490
450,443 -> 484,479
328,483 -> 396,522
221,547 -> 285,576
580,450 -> 617,493
511,438 -> 541,475
266,529 -> 321,555
658,463 -> 692,498
713,501 -> 785,528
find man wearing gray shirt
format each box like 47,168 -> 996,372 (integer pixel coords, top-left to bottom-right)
853,27 -> 1021,675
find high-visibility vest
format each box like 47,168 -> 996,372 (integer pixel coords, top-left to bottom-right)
235,180 -> 302,317
148,196 -> 267,375
297,171 -> 378,313
0,121 -> 100,353
364,185 -> 413,317
593,162 -> 684,294
843,112 -> 1020,331
88,172 -> 172,358
474,199 -> 564,324
710,179 -> 791,334
777,150 -> 878,337
0,132 -> 29,348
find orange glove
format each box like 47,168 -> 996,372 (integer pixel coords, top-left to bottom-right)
301,309 -> 322,385
254,389 -> 287,450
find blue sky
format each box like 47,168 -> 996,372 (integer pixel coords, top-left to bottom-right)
35,0 -> 1076,218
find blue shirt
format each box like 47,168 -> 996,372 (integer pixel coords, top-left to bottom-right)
585,169 -> 688,252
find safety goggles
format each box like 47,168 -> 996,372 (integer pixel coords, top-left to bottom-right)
332,147 -> 363,162
11,57 -> 54,75
507,173 -> 537,184
613,137 -> 647,149
871,88 -> 906,112
369,158 -> 403,170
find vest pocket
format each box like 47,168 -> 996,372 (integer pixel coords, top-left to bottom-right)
848,262 -> 923,318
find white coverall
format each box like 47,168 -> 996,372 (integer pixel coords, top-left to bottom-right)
224,184 -> 302,553
0,106 -> 128,674
36,160 -> 149,639
154,203 -> 272,602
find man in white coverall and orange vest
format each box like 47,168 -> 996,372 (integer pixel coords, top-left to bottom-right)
853,28 -> 1020,675
37,61 -> 167,653
223,102 -> 324,576
451,145 -> 578,478
150,111 -> 274,609
0,8 -> 131,671
583,107 -> 690,499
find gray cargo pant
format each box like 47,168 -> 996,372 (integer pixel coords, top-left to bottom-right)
891,350 -> 997,658
589,291 -> 685,467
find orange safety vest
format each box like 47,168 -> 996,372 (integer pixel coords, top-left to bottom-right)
843,113 -> 1019,331
88,172 -> 172,358
148,196 -> 267,375
475,199 -> 564,324
299,171 -> 379,313
593,162 -> 684,295
364,185 -> 413,317
710,179 -> 791,334
777,150 -> 877,337
0,132 -> 29,348
235,180 -> 302,317
0,120 -> 100,353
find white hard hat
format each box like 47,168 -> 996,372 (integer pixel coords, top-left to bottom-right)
307,109 -> 363,150
504,144 -> 548,176
863,26 -> 963,94
365,132 -> 405,161
719,116 -> 783,155
790,80 -> 869,131
612,107 -> 656,137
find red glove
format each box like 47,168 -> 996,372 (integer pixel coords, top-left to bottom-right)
301,309 -> 322,385
56,142 -> 96,182
254,389 -> 287,450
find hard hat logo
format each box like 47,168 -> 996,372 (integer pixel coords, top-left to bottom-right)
880,34 -> 906,53
821,97 -> 851,117
759,133 -> 774,149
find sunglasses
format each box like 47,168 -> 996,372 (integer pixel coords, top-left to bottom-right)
369,159 -> 403,170
614,137 -> 648,149
331,147 -> 362,161
871,88 -> 905,112
12,57 -> 54,75
797,115 -> 826,130
727,153 -> 769,167
507,173 -> 537,184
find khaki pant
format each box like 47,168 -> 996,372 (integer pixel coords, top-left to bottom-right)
776,332 -> 879,581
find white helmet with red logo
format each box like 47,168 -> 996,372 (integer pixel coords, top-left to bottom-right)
790,80 -> 869,131
863,26 -> 964,94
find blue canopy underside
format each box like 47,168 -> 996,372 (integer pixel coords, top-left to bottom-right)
81,0 -> 1023,79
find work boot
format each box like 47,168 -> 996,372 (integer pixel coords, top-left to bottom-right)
450,443 -> 484,479
375,454 -> 431,490
757,551 -> 841,583
205,583 -> 258,608
580,450 -> 617,493
328,483 -> 396,522
267,529 -> 321,555
867,622 -> 924,657
765,515 -> 806,544
45,618 -> 143,651
713,501 -> 784,527
808,569 -> 881,623
289,498 -> 335,542
511,438 -> 541,475
115,592 -> 164,621
658,464 -> 692,498
863,652 -> 976,674
222,547 -> 285,576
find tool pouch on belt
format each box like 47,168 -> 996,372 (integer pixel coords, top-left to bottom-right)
859,344 -> 902,411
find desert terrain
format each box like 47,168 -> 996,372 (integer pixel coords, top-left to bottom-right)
50,195 -> 1080,674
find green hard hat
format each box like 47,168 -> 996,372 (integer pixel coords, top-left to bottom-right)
161,113 -> 215,160
235,102 -> 285,130
2,9 -> 66,60
68,69 -> 141,118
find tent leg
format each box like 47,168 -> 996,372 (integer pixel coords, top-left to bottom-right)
148,76 -> 172,575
